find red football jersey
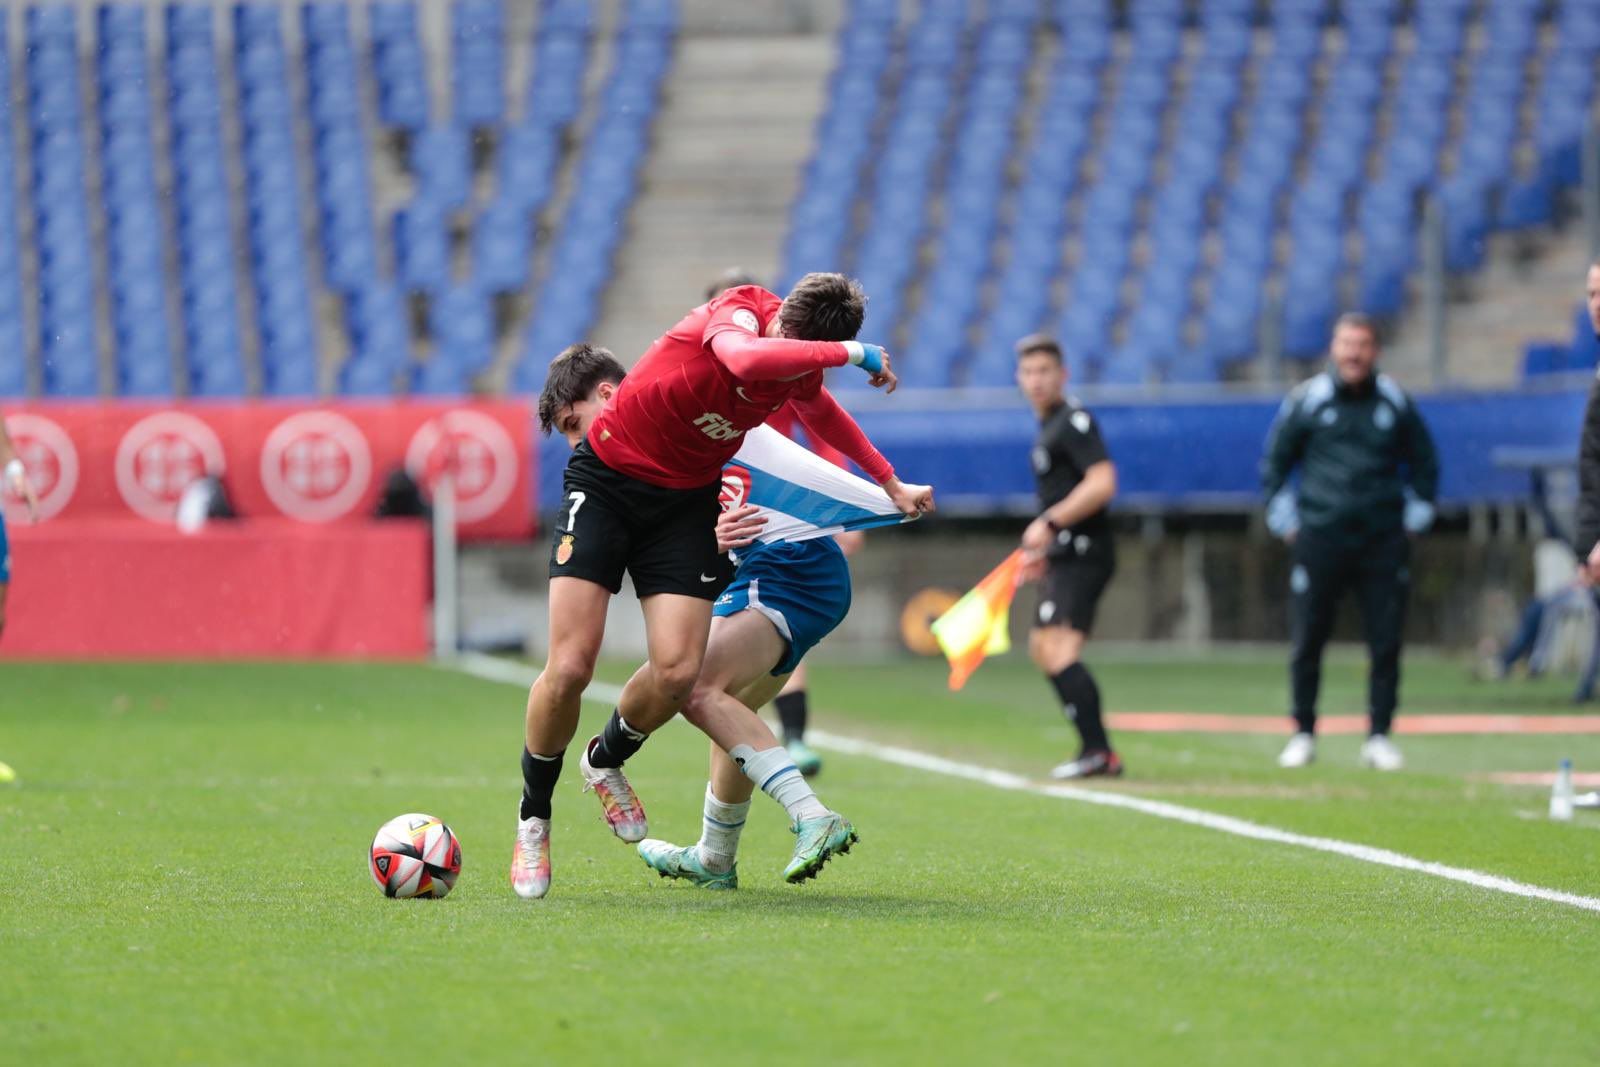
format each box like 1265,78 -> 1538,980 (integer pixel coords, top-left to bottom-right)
587,286 -> 884,488
767,404 -> 849,471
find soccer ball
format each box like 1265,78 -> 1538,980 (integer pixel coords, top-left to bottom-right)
369,813 -> 462,899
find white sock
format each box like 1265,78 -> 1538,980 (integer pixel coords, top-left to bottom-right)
730,745 -> 829,823
695,783 -> 750,874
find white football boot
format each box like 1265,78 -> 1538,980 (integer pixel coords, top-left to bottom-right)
1360,734 -> 1404,772
1277,732 -> 1316,768
510,814 -> 552,899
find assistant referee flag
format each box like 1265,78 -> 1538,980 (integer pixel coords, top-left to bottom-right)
931,550 -> 1024,691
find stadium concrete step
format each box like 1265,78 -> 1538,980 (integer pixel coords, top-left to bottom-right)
1384,224 -> 1593,388
591,33 -> 832,364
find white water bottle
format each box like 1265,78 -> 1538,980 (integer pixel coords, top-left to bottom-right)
1551,759 -> 1575,821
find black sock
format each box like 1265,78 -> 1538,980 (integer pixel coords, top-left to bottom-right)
1050,663 -> 1110,752
519,747 -> 565,820
586,709 -> 648,769
774,690 -> 808,742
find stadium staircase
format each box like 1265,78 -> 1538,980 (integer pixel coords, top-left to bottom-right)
589,31 -> 834,365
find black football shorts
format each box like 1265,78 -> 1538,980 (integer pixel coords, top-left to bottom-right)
1035,536 -> 1116,634
548,441 -> 734,600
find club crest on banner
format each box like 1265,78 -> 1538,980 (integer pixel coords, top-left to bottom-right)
260,411 -> 373,522
404,410 -> 517,524
3,413 -> 79,522
115,412 -> 226,523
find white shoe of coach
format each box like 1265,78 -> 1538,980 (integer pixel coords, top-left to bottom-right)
1277,732 -> 1316,768
1360,734 -> 1404,772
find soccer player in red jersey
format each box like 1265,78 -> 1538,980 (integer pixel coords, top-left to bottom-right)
510,272 -> 934,899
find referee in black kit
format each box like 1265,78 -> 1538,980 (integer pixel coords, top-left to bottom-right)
1014,335 -> 1122,779
1261,313 -> 1439,772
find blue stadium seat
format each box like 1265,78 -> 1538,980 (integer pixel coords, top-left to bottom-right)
370,2 -> 431,129
473,200 -> 532,292
453,0 -> 506,125
411,125 -> 472,210
417,284 -> 494,394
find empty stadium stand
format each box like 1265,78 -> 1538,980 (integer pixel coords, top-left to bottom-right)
781,0 -> 1600,388
0,0 -> 679,399
0,1 -> 1596,399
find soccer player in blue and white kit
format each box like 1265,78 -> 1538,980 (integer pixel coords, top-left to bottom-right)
0,412 -> 39,784
635,423 -> 919,886
542,350 -> 928,884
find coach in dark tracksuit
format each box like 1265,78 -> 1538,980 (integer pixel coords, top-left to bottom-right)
1260,314 -> 1439,772
1574,262 -> 1600,581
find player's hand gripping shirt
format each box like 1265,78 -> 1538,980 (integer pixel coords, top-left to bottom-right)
586,285 -> 892,489
720,424 -> 915,544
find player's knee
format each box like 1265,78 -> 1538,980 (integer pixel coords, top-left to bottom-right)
1030,628 -> 1080,673
538,652 -> 595,703
681,683 -> 716,727
652,655 -> 703,705
1027,629 -> 1052,667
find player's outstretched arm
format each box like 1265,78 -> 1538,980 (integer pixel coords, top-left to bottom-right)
708,331 -> 894,389
792,387 -> 934,516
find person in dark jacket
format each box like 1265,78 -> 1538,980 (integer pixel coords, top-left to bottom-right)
1261,313 -> 1440,771
1574,262 -> 1600,581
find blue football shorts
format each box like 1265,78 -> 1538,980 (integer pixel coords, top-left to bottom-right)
0,510 -> 9,584
713,538 -> 852,676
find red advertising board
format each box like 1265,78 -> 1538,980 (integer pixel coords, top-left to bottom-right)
5,519 -> 431,658
0,401 -> 536,539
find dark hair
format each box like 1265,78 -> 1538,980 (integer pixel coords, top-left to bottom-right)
704,267 -> 763,302
778,272 -> 867,342
1014,333 -> 1064,363
537,343 -> 627,436
1333,312 -> 1379,342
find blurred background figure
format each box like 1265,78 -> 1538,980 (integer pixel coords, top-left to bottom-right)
1262,315 -> 1438,771
0,409 -> 35,784
1574,261 -> 1600,583
1014,334 -> 1121,779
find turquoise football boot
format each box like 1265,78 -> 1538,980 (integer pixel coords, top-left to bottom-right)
784,812 -> 858,883
637,839 -> 738,890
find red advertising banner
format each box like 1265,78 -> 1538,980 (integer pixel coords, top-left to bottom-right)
0,401 -> 536,540
6,519 -> 431,658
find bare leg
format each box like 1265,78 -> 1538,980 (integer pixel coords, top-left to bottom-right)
613,593 -> 714,733
776,662 -> 807,697
708,670 -> 791,806
524,577 -> 610,755
681,611 -> 790,753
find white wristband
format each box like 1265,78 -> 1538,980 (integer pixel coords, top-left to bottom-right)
842,341 -> 866,366
3,458 -> 21,485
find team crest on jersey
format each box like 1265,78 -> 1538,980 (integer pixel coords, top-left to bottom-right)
1071,410 -> 1092,434
732,309 -> 760,334
720,466 -> 751,511
1032,446 -> 1050,473
555,535 -> 575,565
1373,404 -> 1395,430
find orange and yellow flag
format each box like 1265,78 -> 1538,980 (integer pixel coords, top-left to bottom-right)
930,550 -> 1024,691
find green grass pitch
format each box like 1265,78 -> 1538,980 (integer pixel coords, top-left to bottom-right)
3,651 -> 1598,1064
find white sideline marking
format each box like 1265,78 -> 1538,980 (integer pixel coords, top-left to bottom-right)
447,653 -> 1600,916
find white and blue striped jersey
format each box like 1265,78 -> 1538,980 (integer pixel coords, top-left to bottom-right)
720,424 -> 912,545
